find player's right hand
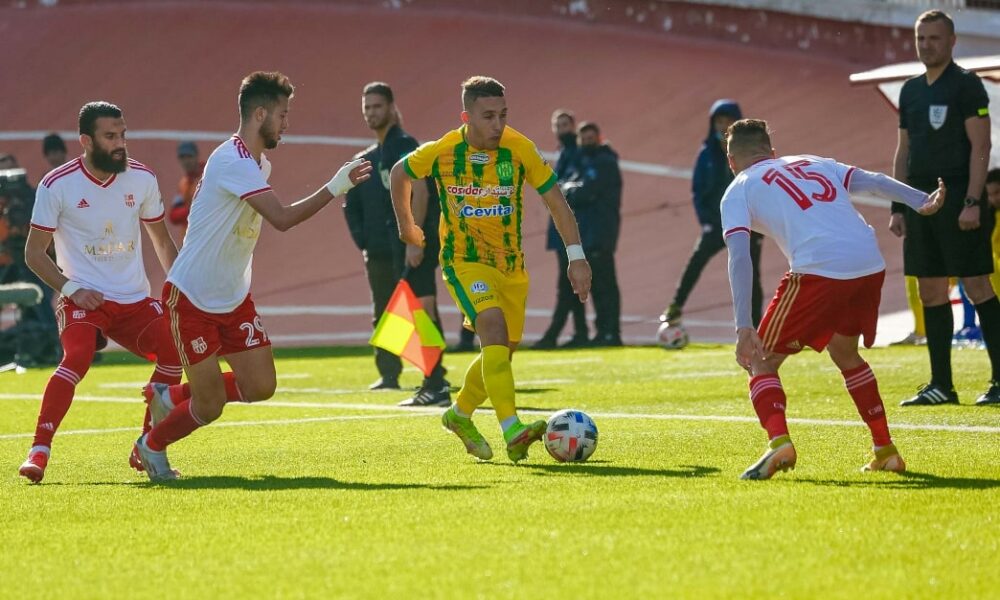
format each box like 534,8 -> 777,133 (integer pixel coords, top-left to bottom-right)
399,222 -> 425,247
568,259 -> 592,303
735,327 -> 764,374
888,212 -> 906,238
70,288 -> 104,310
917,177 -> 946,216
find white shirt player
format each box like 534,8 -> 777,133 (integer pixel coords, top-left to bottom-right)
30,157 -> 165,304
721,155 -> 885,280
167,135 -> 272,313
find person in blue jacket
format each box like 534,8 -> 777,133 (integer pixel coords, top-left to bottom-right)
662,99 -> 763,327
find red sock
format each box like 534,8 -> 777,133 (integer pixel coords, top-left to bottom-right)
749,374 -> 789,440
146,399 -> 206,451
842,362 -> 891,447
167,372 -> 243,406
33,326 -> 96,449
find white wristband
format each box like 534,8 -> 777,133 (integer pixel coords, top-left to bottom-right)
61,281 -> 81,297
566,244 -> 586,262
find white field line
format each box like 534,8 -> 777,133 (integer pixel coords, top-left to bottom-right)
0,413 -> 426,441
1,394 -> 997,434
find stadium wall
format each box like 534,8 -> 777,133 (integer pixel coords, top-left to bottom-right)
31,0 -> 1000,64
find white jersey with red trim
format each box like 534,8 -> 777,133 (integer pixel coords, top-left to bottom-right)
720,154 -> 885,279
30,157 -> 165,303
167,135 -> 272,313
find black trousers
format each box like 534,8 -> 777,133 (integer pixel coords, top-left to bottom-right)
364,253 -> 402,380
673,229 -> 764,326
541,250 -> 588,341
589,248 -> 621,338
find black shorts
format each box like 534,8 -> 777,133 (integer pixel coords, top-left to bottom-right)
392,237 -> 440,298
903,180 -> 994,278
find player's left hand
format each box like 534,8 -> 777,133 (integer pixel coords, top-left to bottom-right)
405,243 -> 424,267
735,327 -> 765,374
918,178 -> 946,216
958,205 -> 981,231
568,259 -> 592,303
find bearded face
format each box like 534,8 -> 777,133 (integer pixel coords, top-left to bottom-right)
90,135 -> 128,173
260,116 -> 280,150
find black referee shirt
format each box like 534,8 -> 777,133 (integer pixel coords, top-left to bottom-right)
378,124 -> 440,233
899,61 -> 990,187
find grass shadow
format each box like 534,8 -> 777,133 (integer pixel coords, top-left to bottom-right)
65,476 -> 490,491
489,462 -> 720,478
797,470 -> 1000,491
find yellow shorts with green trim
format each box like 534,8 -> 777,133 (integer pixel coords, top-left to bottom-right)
442,262 -> 529,343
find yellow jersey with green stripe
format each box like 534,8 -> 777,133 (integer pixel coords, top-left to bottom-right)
403,125 -> 557,274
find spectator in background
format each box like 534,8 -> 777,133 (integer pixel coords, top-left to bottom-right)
891,10 -> 996,407
168,141 -> 204,237
563,122 -> 623,346
662,100 -> 764,328
0,154 -> 19,170
534,109 -> 589,349
42,133 -> 68,169
0,158 -> 59,364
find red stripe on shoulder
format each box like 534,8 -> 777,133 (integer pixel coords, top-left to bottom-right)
240,187 -> 272,201
41,163 -> 82,188
41,158 -> 82,187
724,226 -> 751,238
843,167 -> 856,191
30,223 -> 56,232
128,159 -> 157,177
140,213 -> 165,223
232,136 -> 251,159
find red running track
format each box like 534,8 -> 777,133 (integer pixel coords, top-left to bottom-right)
1,2 -> 907,346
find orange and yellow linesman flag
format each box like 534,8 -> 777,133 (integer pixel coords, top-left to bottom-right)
369,279 -> 445,376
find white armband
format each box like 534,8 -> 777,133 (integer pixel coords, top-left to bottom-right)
61,281 -> 81,297
566,244 -> 586,262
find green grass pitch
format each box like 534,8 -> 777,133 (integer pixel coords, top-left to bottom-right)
1,344 -> 997,598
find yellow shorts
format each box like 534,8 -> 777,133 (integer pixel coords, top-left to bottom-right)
442,262 -> 529,343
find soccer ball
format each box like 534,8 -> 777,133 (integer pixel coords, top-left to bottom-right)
544,409 -> 598,462
656,321 -> 689,349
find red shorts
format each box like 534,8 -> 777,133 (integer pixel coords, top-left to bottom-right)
56,296 -> 170,361
758,270 -> 885,355
163,282 -> 271,366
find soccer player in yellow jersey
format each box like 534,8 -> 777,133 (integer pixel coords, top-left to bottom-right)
390,76 -> 592,462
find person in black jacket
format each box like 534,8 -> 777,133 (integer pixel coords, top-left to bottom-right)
345,82 -> 450,405
344,143 -> 404,389
533,109 -> 589,349
564,122 -> 623,346
662,99 -> 764,328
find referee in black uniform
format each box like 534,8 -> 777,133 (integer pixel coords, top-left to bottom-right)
359,82 -> 450,406
890,11 -> 996,406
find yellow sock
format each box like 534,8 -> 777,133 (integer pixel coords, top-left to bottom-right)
481,344 -> 517,422
456,353 -> 487,416
905,276 -> 925,337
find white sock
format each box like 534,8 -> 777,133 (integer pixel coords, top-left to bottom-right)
500,416 -> 520,433
28,445 -> 50,457
452,404 -> 470,418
